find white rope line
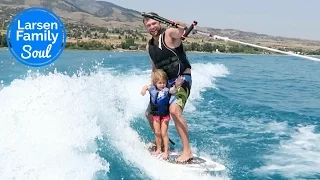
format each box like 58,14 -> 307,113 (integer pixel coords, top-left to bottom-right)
193,30 -> 320,62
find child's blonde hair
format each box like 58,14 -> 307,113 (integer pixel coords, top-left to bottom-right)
151,69 -> 168,85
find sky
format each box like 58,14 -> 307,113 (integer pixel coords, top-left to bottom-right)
104,0 -> 320,41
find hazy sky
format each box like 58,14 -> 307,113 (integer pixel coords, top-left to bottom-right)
104,0 -> 320,40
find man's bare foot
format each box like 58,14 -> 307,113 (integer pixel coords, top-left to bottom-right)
161,151 -> 169,160
175,151 -> 193,164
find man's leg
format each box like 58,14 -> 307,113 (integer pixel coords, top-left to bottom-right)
170,104 -> 193,162
169,75 -> 193,162
145,103 -> 154,132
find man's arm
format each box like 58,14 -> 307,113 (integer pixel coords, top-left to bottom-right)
166,21 -> 187,40
146,44 -> 156,72
151,61 -> 156,72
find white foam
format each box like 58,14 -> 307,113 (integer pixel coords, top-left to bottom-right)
95,62 -> 230,180
254,125 -> 320,179
0,72 -> 109,180
188,63 -> 229,101
0,62 -> 230,180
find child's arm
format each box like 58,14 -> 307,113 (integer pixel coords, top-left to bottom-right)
169,76 -> 185,94
175,76 -> 185,88
169,86 -> 176,94
141,84 -> 151,96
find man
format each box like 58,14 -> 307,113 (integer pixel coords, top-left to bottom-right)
143,12 -> 193,163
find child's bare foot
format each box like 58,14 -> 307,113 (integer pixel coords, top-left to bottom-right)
161,151 -> 169,160
152,149 -> 161,156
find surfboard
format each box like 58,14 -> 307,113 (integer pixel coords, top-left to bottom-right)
146,143 -> 226,172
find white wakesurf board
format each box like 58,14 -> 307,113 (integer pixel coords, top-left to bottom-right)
146,143 -> 226,172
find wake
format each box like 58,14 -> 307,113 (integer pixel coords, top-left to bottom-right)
0,62 -> 229,180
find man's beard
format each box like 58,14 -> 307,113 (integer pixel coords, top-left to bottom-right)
150,28 -> 161,36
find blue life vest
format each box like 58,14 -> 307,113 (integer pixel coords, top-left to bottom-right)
149,86 -> 171,116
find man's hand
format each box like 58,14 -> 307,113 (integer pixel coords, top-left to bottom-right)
172,21 -> 187,30
166,21 -> 187,39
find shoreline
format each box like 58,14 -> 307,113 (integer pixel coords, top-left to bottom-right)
0,47 -> 319,57
0,47 -> 261,55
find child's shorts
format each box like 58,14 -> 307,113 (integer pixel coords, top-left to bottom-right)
153,115 -> 170,122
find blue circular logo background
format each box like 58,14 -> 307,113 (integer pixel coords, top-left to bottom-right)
6,7 -> 66,67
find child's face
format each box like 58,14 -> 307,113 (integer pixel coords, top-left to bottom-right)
155,79 -> 166,90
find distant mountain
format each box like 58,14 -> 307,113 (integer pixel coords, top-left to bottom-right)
0,0 -> 144,29
196,27 -> 320,47
0,0 -> 319,48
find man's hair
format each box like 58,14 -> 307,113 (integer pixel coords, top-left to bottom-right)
151,69 -> 168,85
142,12 -> 158,24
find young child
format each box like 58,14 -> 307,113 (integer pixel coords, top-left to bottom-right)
141,69 -> 178,160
